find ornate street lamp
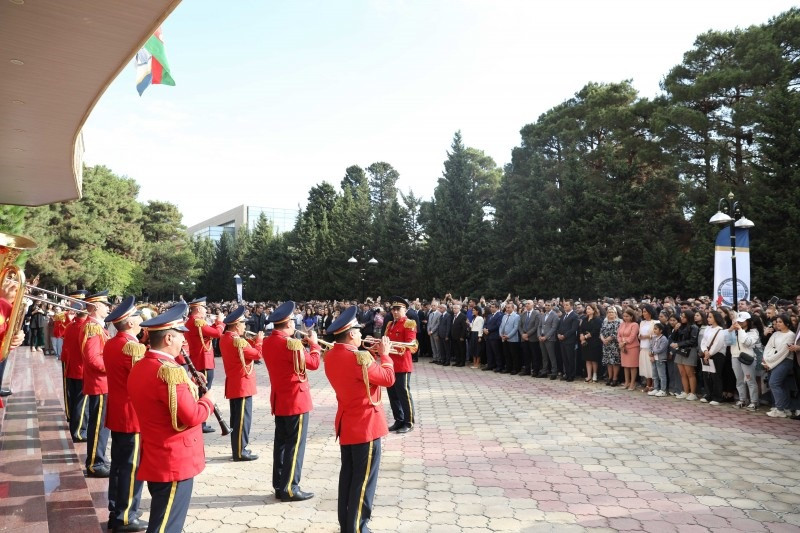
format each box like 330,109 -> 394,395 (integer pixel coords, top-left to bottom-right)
709,192 -> 755,306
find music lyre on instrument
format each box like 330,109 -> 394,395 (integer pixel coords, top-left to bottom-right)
0,232 -> 37,362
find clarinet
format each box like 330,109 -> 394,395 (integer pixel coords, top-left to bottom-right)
180,348 -> 231,436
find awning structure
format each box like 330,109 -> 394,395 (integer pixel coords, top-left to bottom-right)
0,0 -> 182,207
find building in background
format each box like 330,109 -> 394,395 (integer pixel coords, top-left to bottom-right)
187,204 -> 298,241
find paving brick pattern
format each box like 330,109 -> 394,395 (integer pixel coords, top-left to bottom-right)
148,360 -> 800,532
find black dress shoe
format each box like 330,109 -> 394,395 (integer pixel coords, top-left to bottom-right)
202,424 -> 215,434
442,362 -> 450,367
234,453 -> 259,461
113,518 -> 148,532
87,465 -> 111,478
279,489 -> 314,502
481,367 -> 493,371
549,375 -> 557,380
388,421 -> 404,432
0,388 -> 11,397
536,373 -> 548,378
396,424 -> 413,434
72,436 -> 87,443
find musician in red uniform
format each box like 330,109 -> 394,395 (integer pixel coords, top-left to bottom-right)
0,279 -> 26,409
220,305 -> 264,461
129,303 -> 216,533
63,290 -> 90,442
184,297 -> 224,433
59,290 -> 86,423
324,305 -> 395,533
385,296 -> 418,433
51,305 -> 69,359
103,296 -> 147,532
262,300 -> 321,501
81,290 -> 112,477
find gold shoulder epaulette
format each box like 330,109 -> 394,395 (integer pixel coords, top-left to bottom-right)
404,319 -> 417,330
122,341 -> 146,365
157,360 -> 197,432
53,312 -> 66,322
233,337 -> 249,349
194,319 -> 207,328
355,350 -> 374,366
286,338 -> 304,351
85,322 -> 103,337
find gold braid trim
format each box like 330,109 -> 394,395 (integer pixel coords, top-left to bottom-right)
53,312 -> 66,322
404,319 -> 417,330
194,319 -> 207,328
195,319 -> 211,351
355,350 -> 380,406
233,337 -> 253,375
122,341 -> 146,366
286,338 -> 307,382
85,322 -> 103,337
157,362 -> 199,432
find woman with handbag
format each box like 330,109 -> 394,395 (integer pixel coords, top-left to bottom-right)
699,311 -> 726,405
671,310 -> 699,400
728,312 -> 759,410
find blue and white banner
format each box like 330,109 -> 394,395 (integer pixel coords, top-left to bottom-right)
235,276 -> 243,304
713,227 -> 750,308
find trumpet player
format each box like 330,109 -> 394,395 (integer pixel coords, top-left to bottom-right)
324,305 -> 394,533
63,290 -> 90,442
220,306 -> 263,461
262,300 -> 320,502
184,297 -> 224,433
81,291 -> 112,478
385,296 -> 417,434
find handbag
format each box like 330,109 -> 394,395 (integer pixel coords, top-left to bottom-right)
738,352 -> 755,366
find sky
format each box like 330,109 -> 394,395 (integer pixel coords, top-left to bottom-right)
82,0 -> 798,228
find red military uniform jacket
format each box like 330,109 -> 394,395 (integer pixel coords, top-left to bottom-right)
52,312 -> 70,338
324,343 -> 395,445
104,331 -> 142,433
386,316 -> 417,373
0,298 -> 10,342
128,349 -> 214,482
220,331 -> 263,399
262,329 -> 320,416
63,315 -> 87,379
184,316 -> 224,371
81,317 -> 110,395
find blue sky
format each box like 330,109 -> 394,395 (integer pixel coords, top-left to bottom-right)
82,0 -> 798,227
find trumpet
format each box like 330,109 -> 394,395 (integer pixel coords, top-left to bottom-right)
243,330 -> 260,340
0,232 -> 37,362
362,336 -> 419,356
295,330 -> 333,352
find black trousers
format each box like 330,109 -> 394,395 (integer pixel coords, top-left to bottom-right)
229,397 -> 253,459
61,361 -> 70,422
387,372 -> 415,427
702,352 -> 726,402
85,393 -> 110,472
109,431 -> 143,528
530,341 -> 543,375
502,341 -> 521,373
439,336 -> 451,364
486,339 -> 502,369
0,357 -> 6,389
273,412 -> 309,496
67,378 -> 89,441
339,439 -> 382,533
200,369 -> 214,429
147,478 -> 193,533
520,340 -> 532,372
561,340 -> 577,380
453,339 -> 466,366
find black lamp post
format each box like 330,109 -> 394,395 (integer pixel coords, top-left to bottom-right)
347,246 -> 378,302
709,192 -> 754,307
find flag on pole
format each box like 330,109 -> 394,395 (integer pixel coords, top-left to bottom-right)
712,227 -> 750,308
136,27 -> 175,96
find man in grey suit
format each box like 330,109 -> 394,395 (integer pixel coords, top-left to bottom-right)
427,303 -> 442,363
518,300 -> 540,376
538,301 -> 561,379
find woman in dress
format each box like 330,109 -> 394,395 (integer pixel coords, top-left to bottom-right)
672,310 -> 700,400
579,303 -> 603,382
470,306 -> 484,369
618,308 -> 641,391
638,305 -> 657,392
600,307 -> 622,386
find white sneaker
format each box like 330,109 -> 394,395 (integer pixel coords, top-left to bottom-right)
700,398 -> 708,403
648,390 -> 658,396
767,409 -> 788,418
655,390 -> 667,397
676,392 -> 687,399
686,393 -> 698,401
734,401 -> 745,409
709,400 -> 721,406
746,403 -> 757,411
767,407 -> 778,414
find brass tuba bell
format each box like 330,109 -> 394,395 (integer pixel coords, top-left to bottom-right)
0,232 -> 38,362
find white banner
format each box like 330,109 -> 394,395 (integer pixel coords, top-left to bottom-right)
713,227 -> 750,308
235,276 -> 243,304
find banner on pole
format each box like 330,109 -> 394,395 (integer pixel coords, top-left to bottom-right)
713,227 -> 750,308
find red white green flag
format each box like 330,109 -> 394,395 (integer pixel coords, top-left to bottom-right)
136,27 -> 175,96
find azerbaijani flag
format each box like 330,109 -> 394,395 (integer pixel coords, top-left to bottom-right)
136,27 -> 175,96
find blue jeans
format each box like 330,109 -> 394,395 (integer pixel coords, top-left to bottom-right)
768,358 -> 794,410
652,360 -> 668,391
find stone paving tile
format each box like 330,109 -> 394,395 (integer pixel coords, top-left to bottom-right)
90,359 -> 800,531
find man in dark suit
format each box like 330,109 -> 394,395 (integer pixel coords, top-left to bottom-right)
436,303 -> 453,366
538,301 -> 560,379
557,299 -> 580,382
482,302 -> 502,371
450,303 -> 469,367
518,300 -> 540,376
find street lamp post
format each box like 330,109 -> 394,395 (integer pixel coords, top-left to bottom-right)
347,245 -> 378,302
234,274 -> 242,303
709,192 -> 755,307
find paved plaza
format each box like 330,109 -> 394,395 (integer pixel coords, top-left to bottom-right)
168,358 -> 800,532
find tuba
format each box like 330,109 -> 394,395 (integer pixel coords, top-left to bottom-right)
0,232 -> 38,362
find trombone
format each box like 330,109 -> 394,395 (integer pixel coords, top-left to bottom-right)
362,336 -> 418,356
